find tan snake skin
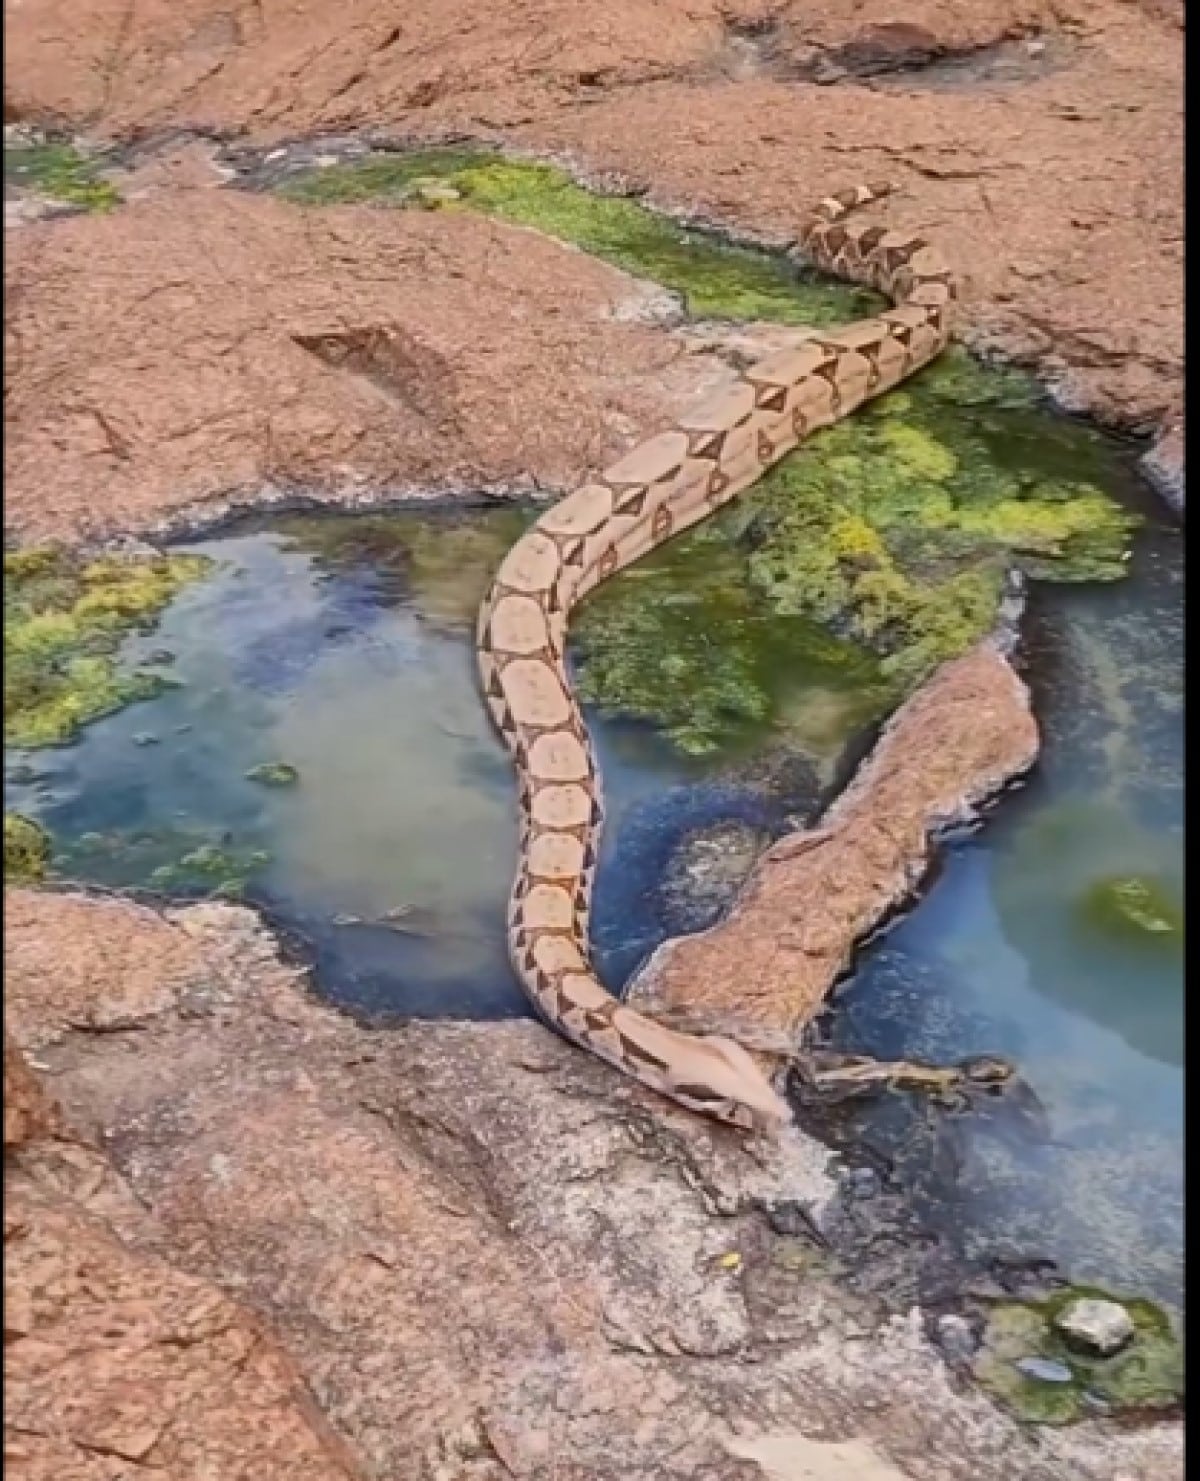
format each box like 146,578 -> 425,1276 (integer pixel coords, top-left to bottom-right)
477,183 -> 958,1133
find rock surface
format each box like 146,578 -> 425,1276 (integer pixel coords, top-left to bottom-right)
4,1038 -> 363,1481
4,1033 -> 62,1149
4,0 -> 1183,471
3,889 -> 1182,1481
4,193 -> 735,545
627,643 -> 1038,1046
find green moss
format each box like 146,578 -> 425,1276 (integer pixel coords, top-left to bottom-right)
276,150 -> 880,327
4,814 -> 51,883
572,528 -> 891,759
3,142 -> 120,212
276,149 -> 483,206
245,762 -> 301,787
5,548 -> 210,748
973,1286 -> 1183,1424
1080,875 -> 1183,942
736,368 -> 1139,689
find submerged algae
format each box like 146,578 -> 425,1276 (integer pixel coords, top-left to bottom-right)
572,531 -> 890,757
739,356 -> 1139,688
5,548 -> 210,748
4,814 -> 51,883
3,141 -> 120,212
1082,875 -> 1183,942
55,826 -> 272,901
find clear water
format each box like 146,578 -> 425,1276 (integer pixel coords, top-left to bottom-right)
826,505 -> 1183,1309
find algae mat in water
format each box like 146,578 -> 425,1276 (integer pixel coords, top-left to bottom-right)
4,813 -> 50,883
268,148 -> 1142,695
4,548 -> 209,748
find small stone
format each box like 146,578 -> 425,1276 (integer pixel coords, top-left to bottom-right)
1053,1297 -> 1136,1357
937,1314 -> 978,1363
1015,1356 -> 1074,1384
841,1166 -> 881,1200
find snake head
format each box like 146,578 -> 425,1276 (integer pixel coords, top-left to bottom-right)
667,1034 -> 792,1136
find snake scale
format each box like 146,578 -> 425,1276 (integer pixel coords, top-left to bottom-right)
477,182 -> 957,1134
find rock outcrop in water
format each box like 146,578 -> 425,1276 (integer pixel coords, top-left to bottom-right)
627,643 -> 1038,1046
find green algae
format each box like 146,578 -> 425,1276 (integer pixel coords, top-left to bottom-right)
245,762 -> 301,788
270,507 -> 888,763
275,150 -> 882,326
992,797 -> 1182,1065
5,548 -> 210,749
973,1286 -> 1183,1424
3,142 -> 120,212
4,814 -> 51,883
1080,875 -> 1183,942
737,360 -> 1139,688
572,528 -> 891,758
57,827 -> 271,900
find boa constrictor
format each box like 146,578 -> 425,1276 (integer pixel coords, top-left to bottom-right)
477,182 -> 957,1134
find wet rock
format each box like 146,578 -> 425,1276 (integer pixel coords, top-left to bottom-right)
1054,1297 -> 1136,1357
1141,421 -> 1185,514
841,1165 -> 882,1201
815,21 -> 945,80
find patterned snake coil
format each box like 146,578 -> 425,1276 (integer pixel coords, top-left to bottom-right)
477,182 -> 958,1133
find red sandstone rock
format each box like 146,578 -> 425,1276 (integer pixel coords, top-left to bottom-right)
3,193 -> 729,544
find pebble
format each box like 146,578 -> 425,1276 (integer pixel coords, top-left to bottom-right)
1015,1356 -> 1074,1384
1053,1297 -> 1136,1357
841,1166 -> 881,1201
936,1314 -> 978,1363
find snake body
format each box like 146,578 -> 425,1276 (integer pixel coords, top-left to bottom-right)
477,183 -> 958,1133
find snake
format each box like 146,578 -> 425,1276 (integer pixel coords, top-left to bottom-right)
477,181 -> 957,1134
